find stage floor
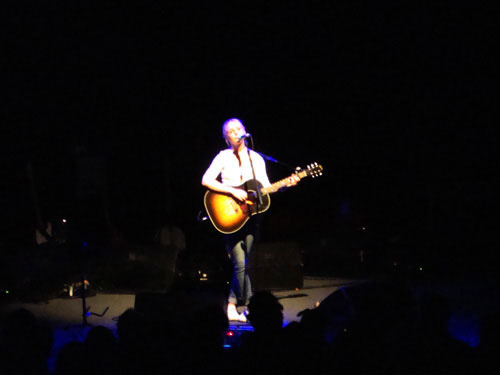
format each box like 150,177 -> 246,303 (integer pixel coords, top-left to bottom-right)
0,276 -> 361,329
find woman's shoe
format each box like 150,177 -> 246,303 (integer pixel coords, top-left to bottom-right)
227,303 -> 247,322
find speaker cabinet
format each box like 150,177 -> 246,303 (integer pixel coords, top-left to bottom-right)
249,241 -> 304,291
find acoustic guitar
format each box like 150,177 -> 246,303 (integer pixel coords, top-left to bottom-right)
203,162 -> 323,234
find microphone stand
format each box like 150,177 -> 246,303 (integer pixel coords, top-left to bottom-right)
255,151 -> 296,171
246,136 -> 263,209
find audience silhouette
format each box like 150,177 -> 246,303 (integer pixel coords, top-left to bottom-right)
0,308 -> 53,375
83,325 -> 118,375
54,341 -> 86,375
0,282 -> 488,375
477,311 -> 500,374
237,291 -> 287,374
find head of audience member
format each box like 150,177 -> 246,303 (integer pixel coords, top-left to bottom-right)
247,291 -> 284,333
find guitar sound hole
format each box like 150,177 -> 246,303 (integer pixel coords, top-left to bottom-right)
248,191 -> 257,201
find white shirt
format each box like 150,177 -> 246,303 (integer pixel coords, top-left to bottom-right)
203,148 -> 271,188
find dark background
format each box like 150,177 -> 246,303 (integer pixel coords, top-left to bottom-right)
1,1 -> 498,283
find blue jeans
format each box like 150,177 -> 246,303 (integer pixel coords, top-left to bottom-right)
225,225 -> 256,306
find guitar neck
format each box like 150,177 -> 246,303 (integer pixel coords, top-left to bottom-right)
261,169 -> 309,195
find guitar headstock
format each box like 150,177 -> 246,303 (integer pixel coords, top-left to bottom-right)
306,162 -> 323,178
296,162 -> 323,179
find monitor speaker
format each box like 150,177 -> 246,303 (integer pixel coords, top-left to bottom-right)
248,241 -> 304,291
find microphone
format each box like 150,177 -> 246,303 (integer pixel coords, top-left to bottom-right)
238,133 -> 252,140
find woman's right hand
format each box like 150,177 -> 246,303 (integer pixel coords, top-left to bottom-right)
231,188 -> 248,202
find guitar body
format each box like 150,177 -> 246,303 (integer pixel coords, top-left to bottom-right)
204,179 -> 271,234
203,162 -> 323,234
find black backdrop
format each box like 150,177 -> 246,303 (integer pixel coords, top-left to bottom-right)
1,1 -> 497,280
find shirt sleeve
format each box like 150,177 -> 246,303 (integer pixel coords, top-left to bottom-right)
202,151 -> 225,183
